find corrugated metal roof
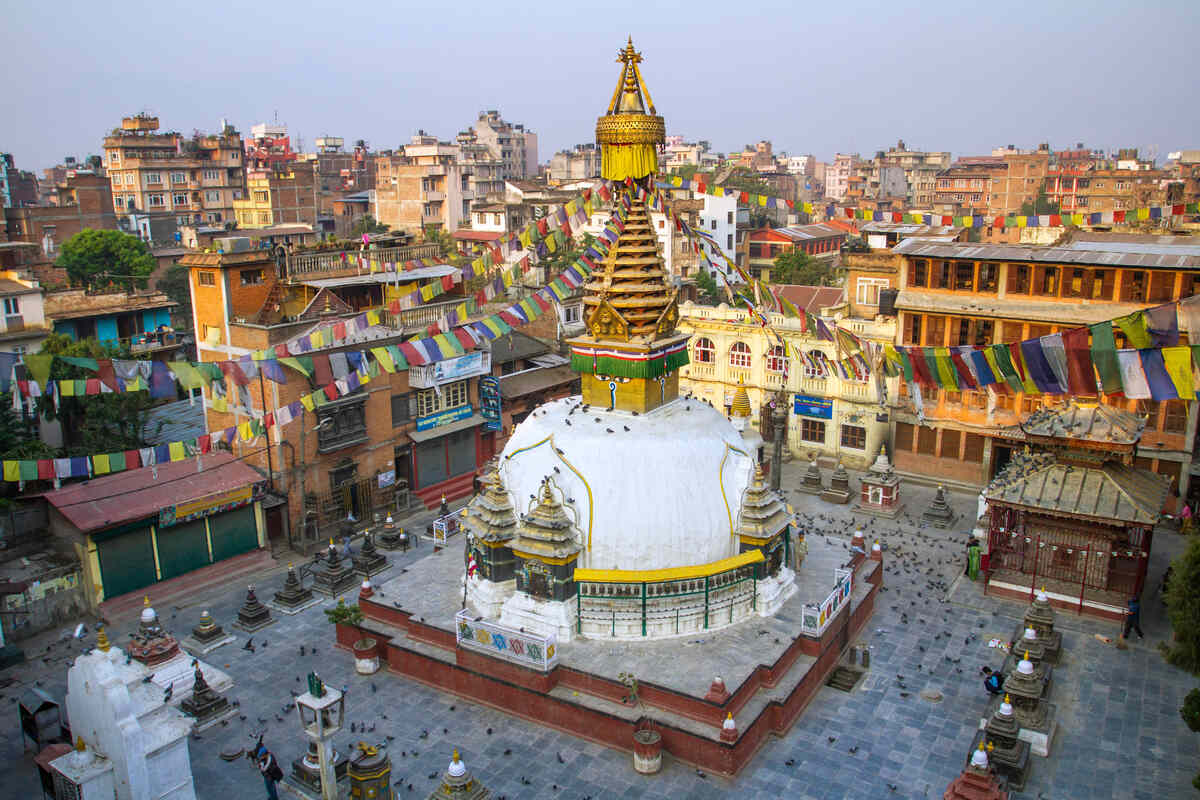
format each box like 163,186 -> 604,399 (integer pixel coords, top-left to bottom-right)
1020,404 -> 1146,446
893,238 -> 1200,268
1061,240 -> 1200,257
773,285 -> 846,313
860,222 -> 963,236
141,398 -> 207,446
770,223 -> 844,242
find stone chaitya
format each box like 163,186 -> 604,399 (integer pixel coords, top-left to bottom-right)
820,461 -> 852,504
463,466 -> 520,618
734,466 -> 797,615
921,484 -> 957,528
797,454 -> 826,495
1022,588 -> 1061,664
944,743 -> 1009,800
351,531 -> 389,578
127,596 -> 182,668
179,660 -> 233,730
127,597 -> 233,704
855,451 -> 902,518
377,513 -> 407,551
498,478 -> 583,640
997,649 -> 1057,756
181,609 -> 234,655
972,693 -> 1031,791
271,563 -> 318,614
311,540 -> 358,597
232,585 -> 275,633
426,748 -> 490,800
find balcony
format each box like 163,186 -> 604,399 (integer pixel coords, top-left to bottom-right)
408,351 -> 490,389
316,394 -> 369,453
422,190 -> 445,203
382,296 -> 476,332
287,243 -> 442,277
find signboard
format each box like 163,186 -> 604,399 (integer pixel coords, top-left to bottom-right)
455,609 -> 558,672
377,469 -> 395,489
415,403 -> 473,432
793,394 -> 833,419
159,485 -> 253,528
408,351 -> 490,388
479,376 -> 502,431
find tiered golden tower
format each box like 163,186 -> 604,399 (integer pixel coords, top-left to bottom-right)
568,38 -> 688,414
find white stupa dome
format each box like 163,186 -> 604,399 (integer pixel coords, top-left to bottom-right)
447,751 -> 466,778
999,696 -> 1013,716
1023,626 -> 1037,640
970,746 -> 988,769
500,396 -> 754,570
1036,588 -> 1049,603
1017,655 -> 1034,675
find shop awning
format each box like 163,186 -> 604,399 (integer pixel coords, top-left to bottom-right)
408,413 -> 487,443
500,365 -> 579,399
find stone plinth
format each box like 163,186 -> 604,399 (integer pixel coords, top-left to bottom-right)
270,564 -> 319,615
944,750 -> 1009,800
351,532 -> 390,578
854,452 -> 903,519
974,696 -> 1031,790
921,485 -> 957,528
311,544 -> 358,598
796,456 -> 825,496
819,462 -> 852,504
348,744 -> 391,800
288,740 -> 348,795
181,610 -> 235,655
232,586 -> 276,633
127,598 -> 182,668
179,664 -> 234,732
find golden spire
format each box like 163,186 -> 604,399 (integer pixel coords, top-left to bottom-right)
75,736 -> 87,752
582,201 -> 676,342
731,379 -> 751,418
96,626 -> 111,652
143,595 -> 150,607
596,38 -> 665,182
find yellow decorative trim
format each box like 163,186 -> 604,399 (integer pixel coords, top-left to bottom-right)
475,539 -> 512,549
574,550 -> 764,584
512,549 -> 580,566
738,534 -> 775,547
719,443 -> 751,536
504,434 -> 594,550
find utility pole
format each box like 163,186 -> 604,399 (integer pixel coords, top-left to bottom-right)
257,370 -> 275,491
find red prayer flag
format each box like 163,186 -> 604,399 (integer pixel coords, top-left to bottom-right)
332,322 -> 347,340
441,275 -> 454,291
274,344 -> 289,358
1007,343 -> 1027,381
264,412 -> 275,429
324,383 -> 338,401
994,216 -> 1005,228
1173,204 -> 1185,215
388,299 -> 401,314
85,378 -> 101,395
1062,327 -> 1098,395
453,328 -> 475,349
941,215 -> 952,225
531,293 -> 551,312
398,341 -> 426,366
198,435 -> 212,454
37,460 -> 54,480
1049,214 -> 1061,226
949,351 -> 977,389
1113,210 -> 1126,223
125,450 -> 141,469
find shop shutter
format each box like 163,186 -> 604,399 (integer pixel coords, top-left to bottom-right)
208,506 -> 259,563
96,528 -> 157,600
155,519 -> 211,580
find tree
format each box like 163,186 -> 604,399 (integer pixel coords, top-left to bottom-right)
350,215 -> 389,238
1183,688 -> 1200,791
0,394 -> 54,460
669,164 -> 700,181
35,334 -> 160,456
693,269 -> 724,305
57,229 -> 155,290
1164,535 -> 1200,675
1019,187 -> 1060,217
770,250 -> 835,286
157,264 -> 192,328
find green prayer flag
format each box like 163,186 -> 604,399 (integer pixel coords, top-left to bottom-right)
279,357 -> 311,377
18,460 -> 37,481
1114,310 -> 1152,349
1090,321 -> 1122,393
110,452 -> 126,472
990,344 -> 1024,394
23,354 -> 52,386
60,356 -> 100,372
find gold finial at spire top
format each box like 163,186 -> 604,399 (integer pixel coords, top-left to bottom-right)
143,595 -> 150,607
452,748 -> 460,761
76,736 -> 87,752
96,626 -> 110,652
1024,650 -> 1030,660
1004,693 -> 1011,703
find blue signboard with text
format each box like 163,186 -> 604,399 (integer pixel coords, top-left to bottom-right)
479,376 -> 502,432
416,404 -> 473,432
793,394 -> 833,419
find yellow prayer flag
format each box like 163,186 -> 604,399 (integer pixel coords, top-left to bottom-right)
371,346 -> 396,373
238,422 -> 254,442
1162,346 -> 1195,400
757,195 -> 767,207
3,461 -> 19,482
300,393 -> 315,412
210,392 -> 228,413
366,310 -> 381,326
168,442 -> 186,462
93,454 -> 111,475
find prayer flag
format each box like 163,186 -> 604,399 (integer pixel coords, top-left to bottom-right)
1162,346 -> 1195,400
1062,327 -> 1097,395
1089,321 -> 1122,393
1116,350 -> 1151,398
1139,348 -> 1177,400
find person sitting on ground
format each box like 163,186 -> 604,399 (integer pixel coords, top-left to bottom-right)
982,666 -> 1004,695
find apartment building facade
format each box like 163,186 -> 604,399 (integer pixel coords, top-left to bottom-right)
824,153 -> 862,201
472,111 -> 537,179
4,172 -> 117,258
890,236 -> 1200,497
232,163 -> 319,229
103,115 -> 245,226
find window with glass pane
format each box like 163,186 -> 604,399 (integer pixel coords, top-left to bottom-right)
693,337 -> 715,363
800,419 -> 825,443
766,345 -> 788,374
729,341 -> 751,368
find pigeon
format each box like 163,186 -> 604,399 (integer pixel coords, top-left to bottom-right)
827,736 -> 837,743
371,682 -> 377,694
695,769 -> 707,779
785,759 -> 795,767
557,752 -> 565,764
606,428 -> 614,434
299,645 -> 306,656
243,638 -> 255,653
163,683 -> 173,702
142,673 -> 155,683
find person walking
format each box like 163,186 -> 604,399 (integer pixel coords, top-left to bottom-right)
1122,595 -> 1144,640
256,741 -> 283,800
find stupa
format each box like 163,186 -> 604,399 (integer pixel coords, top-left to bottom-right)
352,530 -> 390,578
971,694 -> 1030,790
998,650 -> 1057,756
733,466 -> 798,614
377,513 -> 406,550
178,660 -> 233,731
180,609 -> 234,655
426,749 -> 490,800
127,597 -> 232,702
1021,588 -> 1061,663
462,466 -> 520,617
943,743 -> 1009,800
820,461 -> 852,504
271,563 -> 319,615
127,596 -> 181,667
232,585 -> 275,633
855,451 -> 902,518
922,484 -> 957,528
797,454 -> 826,495
311,540 -> 358,597
728,379 -> 763,461
347,742 -> 392,800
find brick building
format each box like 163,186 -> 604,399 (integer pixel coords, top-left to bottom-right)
745,224 -> 847,281
233,164 -> 319,229
890,236 -> 1200,498
3,172 -> 117,258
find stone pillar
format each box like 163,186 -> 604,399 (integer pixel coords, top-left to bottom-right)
295,677 -> 344,800
770,389 -> 787,491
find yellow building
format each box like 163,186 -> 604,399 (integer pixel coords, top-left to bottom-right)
232,165 -> 318,229
677,300 -> 898,470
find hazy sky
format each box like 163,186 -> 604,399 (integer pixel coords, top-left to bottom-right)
4,0 -> 1198,172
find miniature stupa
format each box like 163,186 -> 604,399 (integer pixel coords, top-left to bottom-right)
461,466 -> 520,617
127,596 -> 182,667
478,38 -> 795,642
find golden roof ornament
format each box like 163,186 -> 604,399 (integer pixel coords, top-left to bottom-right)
731,379 -> 751,418
595,37 -> 666,182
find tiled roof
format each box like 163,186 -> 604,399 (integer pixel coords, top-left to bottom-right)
772,285 -> 846,313
1020,404 -> 1146,446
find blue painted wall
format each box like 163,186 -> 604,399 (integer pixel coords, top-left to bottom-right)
96,317 -> 119,343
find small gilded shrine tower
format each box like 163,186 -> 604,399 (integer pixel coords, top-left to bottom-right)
568,38 -> 688,414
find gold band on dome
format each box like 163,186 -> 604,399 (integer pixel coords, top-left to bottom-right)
574,549 -> 763,584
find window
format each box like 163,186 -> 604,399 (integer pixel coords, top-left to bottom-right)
940,429 -> 961,458
173,193 -> 187,206
203,169 -> 220,181
727,234 -> 733,251
710,219 -> 716,230
240,269 -> 264,286
391,392 -> 417,427
729,341 -> 751,369
108,151 -> 120,164
197,271 -> 215,287
840,424 -> 866,449
800,419 -> 825,443
977,263 -> 998,292
954,261 -> 974,291
144,172 -> 162,185
1120,270 -> 1147,303
417,380 -> 469,417
3,297 -> 19,315
933,260 -> 951,289
205,190 -> 221,203
856,277 -> 889,306
1007,264 -> 1030,294
727,211 -> 734,224
253,191 -> 269,204
894,422 -> 914,452
766,345 -> 788,374
125,173 -> 136,185
147,193 -> 165,207
171,171 -> 186,184
903,314 -> 922,345
1163,400 -> 1188,433
909,259 -> 928,287
694,337 -> 715,363
1036,266 -> 1058,296
562,304 -> 581,324
113,196 -> 124,209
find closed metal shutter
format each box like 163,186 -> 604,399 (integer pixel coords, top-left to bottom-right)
208,506 -> 259,563
155,519 -> 211,580
96,528 -> 157,599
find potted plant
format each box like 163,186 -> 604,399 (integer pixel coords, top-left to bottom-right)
619,673 -> 663,774
325,600 -> 378,674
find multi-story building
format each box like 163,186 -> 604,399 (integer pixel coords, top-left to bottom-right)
547,145 -> 601,182
471,111 -> 536,179
745,224 -> 847,281
4,172 -> 117,258
374,134 -> 477,233
245,122 -> 297,170
180,235 -> 495,547
695,191 -> 743,278
454,131 -> 506,199
43,287 -> 180,357
1,153 -> 39,208
232,163 -> 319,229
870,142 -> 951,208
1044,165 -> 1172,214
825,153 -> 862,201
103,114 -> 245,228
932,156 -> 1006,214
890,235 -> 1200,497
677,290 -> 897,470
0,270 -> 49,356
303,137 -> 376,217
663,136 -> 718,171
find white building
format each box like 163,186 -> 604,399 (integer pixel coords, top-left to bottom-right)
0,270 -> 48,356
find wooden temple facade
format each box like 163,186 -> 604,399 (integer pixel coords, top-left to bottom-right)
982,404 -> 1170,620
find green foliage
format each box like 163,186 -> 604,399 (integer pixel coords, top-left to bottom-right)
693,269 -> 725,306
324,599 -> 365,626
842,236 -> 870,253
770,251 -> 836,286
56,229 -> 155,289
1019,187 -> 1060,217
35,334 -> 159,456
157,264 -> 192,326
1182,688 -> 1200,732
1165,536 -> 1200,675
720,168 -> 771,197
669,164 -> 700,181
0,393 -> 54,460
350,215 -> 389,237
